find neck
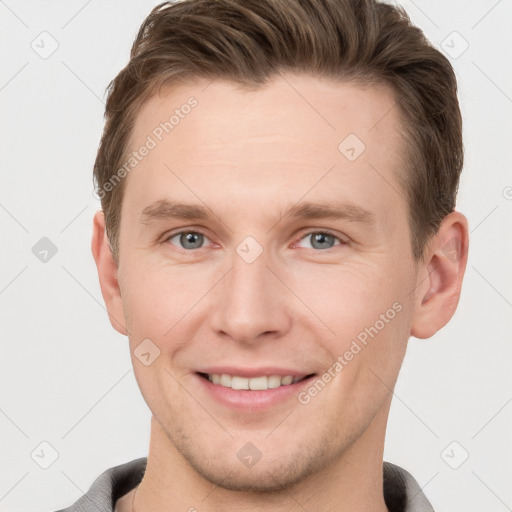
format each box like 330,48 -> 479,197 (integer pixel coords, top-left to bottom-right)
133,399 -> 391,512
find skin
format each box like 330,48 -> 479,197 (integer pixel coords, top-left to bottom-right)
92,73 -> 468,512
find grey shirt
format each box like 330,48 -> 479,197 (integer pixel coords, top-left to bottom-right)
54,458 -> 435,512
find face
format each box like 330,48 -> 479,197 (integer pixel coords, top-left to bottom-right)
112,74 -> 421,490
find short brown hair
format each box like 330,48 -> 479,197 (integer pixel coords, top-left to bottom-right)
93,0 -> 462,264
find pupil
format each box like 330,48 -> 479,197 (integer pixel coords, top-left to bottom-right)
312,233 -> 333,249
182,232 -> 202,249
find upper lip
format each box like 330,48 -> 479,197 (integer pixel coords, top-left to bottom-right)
196,367 -> 315,378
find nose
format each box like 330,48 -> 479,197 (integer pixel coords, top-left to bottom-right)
208,246 -> 292,345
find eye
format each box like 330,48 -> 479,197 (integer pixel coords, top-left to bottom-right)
296,231 -> 345,250
163,229 -> 346,252
166,230 -> 211,250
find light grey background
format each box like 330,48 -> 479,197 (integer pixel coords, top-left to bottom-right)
1,1 -> 511,511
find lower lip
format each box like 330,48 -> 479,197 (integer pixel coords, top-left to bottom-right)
195,373 -> 316,412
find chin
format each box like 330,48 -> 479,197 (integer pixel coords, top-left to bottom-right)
175,430 -> 338,493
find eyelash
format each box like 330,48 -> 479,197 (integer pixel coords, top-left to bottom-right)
162,229 -> 347,252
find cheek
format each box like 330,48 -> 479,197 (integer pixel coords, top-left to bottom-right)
288,261 -> 402,333
121,264 -> 198,333
297,262 -> 412,380
121,264 -> 212,384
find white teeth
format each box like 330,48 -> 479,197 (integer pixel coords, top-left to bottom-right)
249,376 -> 268,390
267,375 -> 282,389
231,376 -> 249,390
207,373 -> 303,390
219,374 -> 231,387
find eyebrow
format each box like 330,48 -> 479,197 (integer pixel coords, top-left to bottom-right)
139,198 -> 375,225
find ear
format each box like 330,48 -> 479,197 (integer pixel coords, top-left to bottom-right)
91,210 -> 128,336
411,211 -> 469,339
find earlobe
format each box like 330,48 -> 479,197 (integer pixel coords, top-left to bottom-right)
91,210 -> 128,336
411,211 -> 469,339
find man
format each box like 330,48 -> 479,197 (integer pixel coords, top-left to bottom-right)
58,0 -> 468,510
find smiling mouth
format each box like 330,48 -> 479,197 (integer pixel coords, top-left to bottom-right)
197,372 -> 316,391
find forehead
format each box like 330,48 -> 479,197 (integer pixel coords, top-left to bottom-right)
121,73 -> 407,227
131,73 -> 401,154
